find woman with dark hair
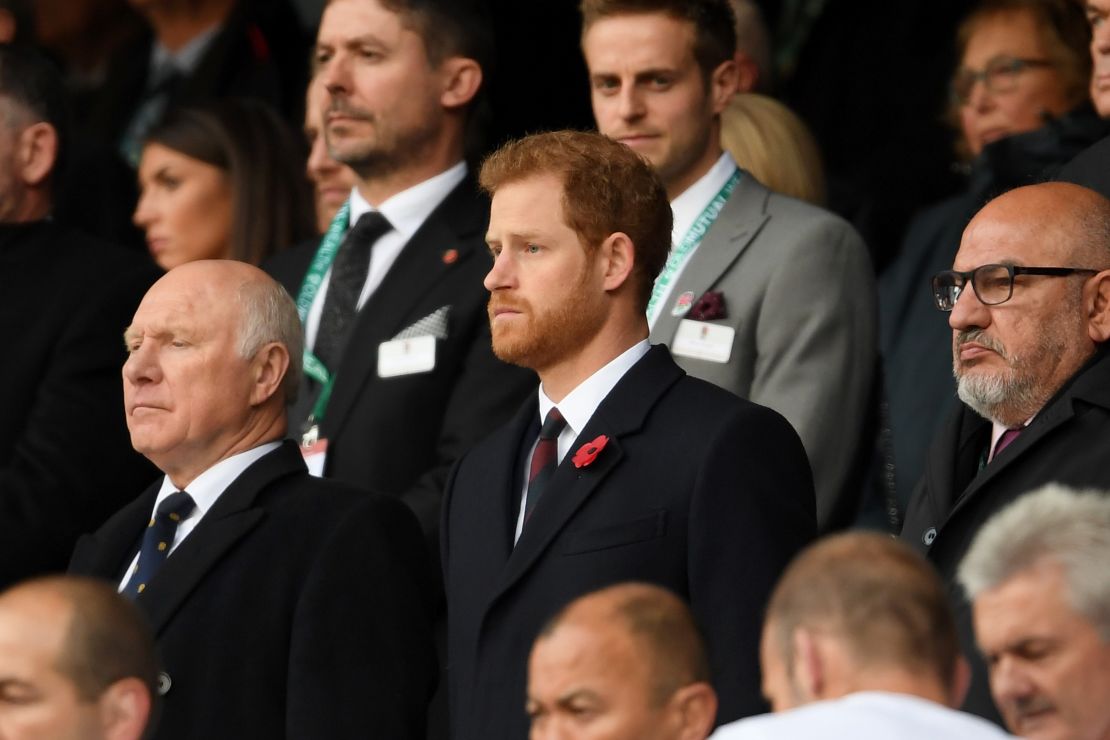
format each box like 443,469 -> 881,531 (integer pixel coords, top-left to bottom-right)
133,98 -> 315,270
878,0 -> 1109,512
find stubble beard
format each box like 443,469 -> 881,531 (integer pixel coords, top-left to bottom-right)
953,327 -> 1069,427
324,102 -> 440,182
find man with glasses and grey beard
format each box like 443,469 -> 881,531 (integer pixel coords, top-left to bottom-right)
902,181 -> 1110,724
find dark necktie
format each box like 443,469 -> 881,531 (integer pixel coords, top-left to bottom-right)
524,408 -> 567,523
314,211 -> 392,371
122,490 -> 196,599
992,427 -> 1023,460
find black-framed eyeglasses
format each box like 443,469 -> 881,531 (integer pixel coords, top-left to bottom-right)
950,56 -> 1054,105
932,264 -> 1100,311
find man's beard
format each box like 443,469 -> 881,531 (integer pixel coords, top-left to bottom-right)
488,268 -> 607,373
324,99 -> 438,180
952,328 -> 1062,426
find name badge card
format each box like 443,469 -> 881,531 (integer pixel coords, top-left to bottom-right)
378,335 -> 437,378
671,319 -> 735,364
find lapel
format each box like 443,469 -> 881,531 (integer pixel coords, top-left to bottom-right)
324,179 -> 487,439
651,173 -> 771,341
490,346 -> 684,603
71,486 -> 160,580
945,348 -> 1110,525
134,442 -> 305,634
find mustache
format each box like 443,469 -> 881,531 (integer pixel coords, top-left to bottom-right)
327,98 -> 373,122
488,295 -> 531,315
956,328 -> 1008,359
1007,694 -> 1055,722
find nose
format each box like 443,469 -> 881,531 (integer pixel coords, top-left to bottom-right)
964,78 -> 996,112
948,279 -> 991,332
483,248 -> 515,293
990,655 -> 1036,712
319,53 -> 350,99
122,340 -> 161,387
306,133 -> 335,182
617,84 -> 646,122
133,188 -> 156,230
1095,22 -> 1110,54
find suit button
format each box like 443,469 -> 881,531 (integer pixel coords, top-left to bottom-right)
922,527 -> 937,546
157,672 -> 172,696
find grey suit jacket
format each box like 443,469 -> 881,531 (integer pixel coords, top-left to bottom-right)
650,173 -> 877,531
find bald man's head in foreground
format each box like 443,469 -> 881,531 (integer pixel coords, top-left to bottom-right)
0,576 -> 156,740
760,533 -> 968,713
527,582 -> 717,740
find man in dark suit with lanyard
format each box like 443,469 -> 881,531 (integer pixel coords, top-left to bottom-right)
266,0 -> 533,546
442,130 -> 816,739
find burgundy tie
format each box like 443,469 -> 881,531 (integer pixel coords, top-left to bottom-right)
524,408 -> 567,522
992,427 -> 1023,460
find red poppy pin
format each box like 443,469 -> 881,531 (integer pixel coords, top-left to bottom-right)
688,290 -> 727,321
573,435 -> 609,468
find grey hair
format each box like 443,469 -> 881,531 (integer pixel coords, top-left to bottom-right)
958,483 -> 1110,640
235,277 -> 304,406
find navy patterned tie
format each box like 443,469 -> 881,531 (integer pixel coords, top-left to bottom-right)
122,490 -> 196,599
314,211 -> 392,371
524,408 -> 567,523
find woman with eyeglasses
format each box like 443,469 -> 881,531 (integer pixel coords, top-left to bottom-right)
877,0 -> 1108,515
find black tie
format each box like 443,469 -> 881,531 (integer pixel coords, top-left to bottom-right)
524,408 -> 567,523
122,490 -> 196,599
314,211 -> 392,370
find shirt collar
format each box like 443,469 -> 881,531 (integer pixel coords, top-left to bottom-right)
537,340 -> 651,438
669,151 -> 737,246
154,441 -> 282,515
347,161 -> 468,240
150,23 -> 223,80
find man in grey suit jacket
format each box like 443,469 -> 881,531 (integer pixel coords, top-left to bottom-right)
581,0 -> 877,531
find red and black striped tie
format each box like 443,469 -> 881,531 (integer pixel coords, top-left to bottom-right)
524,408 -> 567,522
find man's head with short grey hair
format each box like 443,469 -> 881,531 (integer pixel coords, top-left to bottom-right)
959,483 -> 1110,740
958,484 -> 1110,639
236,278 -> 303,406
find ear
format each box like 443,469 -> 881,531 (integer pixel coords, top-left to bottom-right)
733,51 -> 761,93
597,231 -> 636,293
791,628 -> 824,703
439,56 -> 483,110
18,122 -> 58,187
670,682 -> 719,740
98,677 -> 152,740
1085,269 -> 1110,343
947,656 -> 972,709
708,58 -> 739,115
248,342 -> 291,407
0,9 -> 16,43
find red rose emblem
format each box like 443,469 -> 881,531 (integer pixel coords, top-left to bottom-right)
572,435 -> 609,468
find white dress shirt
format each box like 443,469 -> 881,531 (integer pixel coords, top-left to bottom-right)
514,340 -> 650,542
649,151 -> 738,328
304,161 -> 468,349
118,441 -> 282,590
710,692 -> 1016,740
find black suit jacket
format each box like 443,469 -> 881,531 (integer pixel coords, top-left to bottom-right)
69,442 -> 437,739
442,346 -> 817,739
266,178 -> 535,545
903,346 -> 1110,722
0,222 -> 158,587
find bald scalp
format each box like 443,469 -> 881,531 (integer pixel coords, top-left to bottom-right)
970,183 -> 1110,267
539,582 -> 709,704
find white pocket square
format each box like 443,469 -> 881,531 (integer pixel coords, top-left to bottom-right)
392,305 -> 450,341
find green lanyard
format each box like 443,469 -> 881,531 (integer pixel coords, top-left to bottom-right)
295,200 -> 351,429
646,168 -> 741,323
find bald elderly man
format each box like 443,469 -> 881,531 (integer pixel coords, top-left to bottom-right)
70,261 -> 436,739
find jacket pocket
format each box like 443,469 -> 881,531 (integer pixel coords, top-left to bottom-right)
560,510 -> 668,555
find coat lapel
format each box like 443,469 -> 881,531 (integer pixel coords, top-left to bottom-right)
324,180 -> 487,440
135,443 -> 305,634
70,486 -> 160,580
651,173 -> 771,342
491,346 -> 684,602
